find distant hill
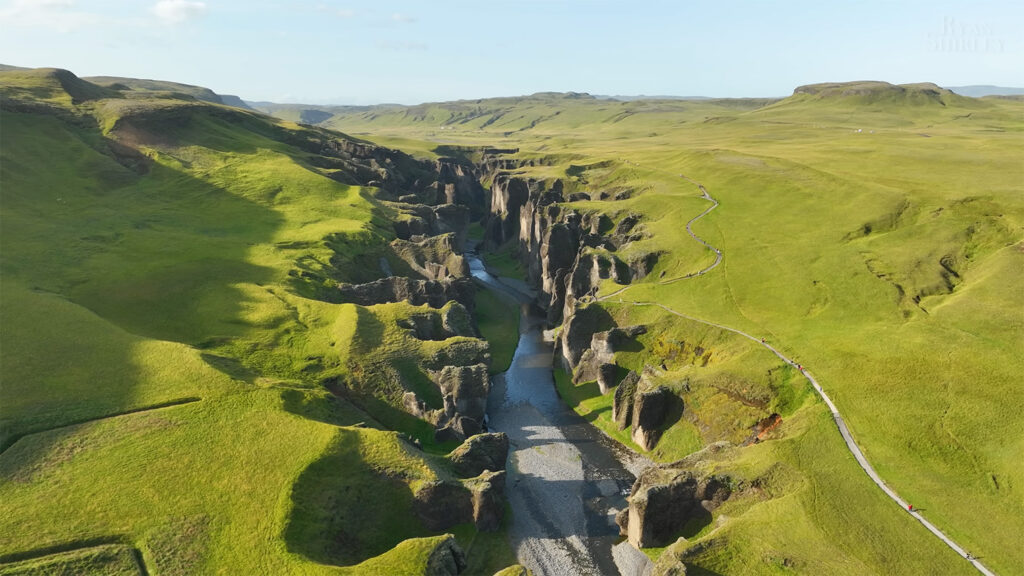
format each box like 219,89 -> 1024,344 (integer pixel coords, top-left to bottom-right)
0,67 -> 120,105
85,73 -> 253,109
0,65 -> 255,110
250,92 -> 778,132
947,85 -> 1024,97
216,93 -> 254,109
774,81 -> 977,109
594,94 -> 715,101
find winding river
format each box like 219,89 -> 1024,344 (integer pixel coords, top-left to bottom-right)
468,254 -> 654,576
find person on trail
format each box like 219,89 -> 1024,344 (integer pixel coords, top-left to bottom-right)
908,504 -> 914,512
761,338 -> 765,343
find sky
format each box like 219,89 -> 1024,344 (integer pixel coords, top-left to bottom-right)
1,0 -> 1021,104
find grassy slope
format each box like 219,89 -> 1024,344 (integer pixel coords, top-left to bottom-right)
324,87 -> 1024,574
0,69 -> 512,574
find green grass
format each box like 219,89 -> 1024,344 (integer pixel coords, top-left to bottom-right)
554,302 -> 813,463
0,69 -> 500,574
482,242 -> 525,278
4,67 -> 1022,574
0,544 -> 143,576
321,84 -> 1024,574
473,289 -> 520,373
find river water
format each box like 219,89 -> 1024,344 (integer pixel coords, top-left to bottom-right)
468,253 -> 653,576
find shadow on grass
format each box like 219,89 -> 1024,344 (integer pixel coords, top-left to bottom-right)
283,430 -> 431,566
280,387 -> 369,428
0,112 -> 285,477
686,565 -> 727,576
659,393 -> 686,435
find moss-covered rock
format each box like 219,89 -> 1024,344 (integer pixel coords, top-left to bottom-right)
448,432 -> 509,477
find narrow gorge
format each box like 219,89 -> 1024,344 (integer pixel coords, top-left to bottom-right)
331,146 -> 750,575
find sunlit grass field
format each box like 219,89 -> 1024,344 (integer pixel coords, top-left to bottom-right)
322,86 -> 1024,574
0,69 -> 512,574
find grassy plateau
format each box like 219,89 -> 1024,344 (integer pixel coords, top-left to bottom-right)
0,68 -> 518,575
306,85 -> 1024,575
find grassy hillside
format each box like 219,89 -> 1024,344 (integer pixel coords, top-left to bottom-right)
324,82 -> 1024,574
0,68 -> 510,574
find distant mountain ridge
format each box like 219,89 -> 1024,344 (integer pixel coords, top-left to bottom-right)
947,85 -> 1024,97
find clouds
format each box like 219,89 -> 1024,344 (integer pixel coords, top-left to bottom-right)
0,0 -> 101,32
151,0 -> 207,24
0,0 -> 208,31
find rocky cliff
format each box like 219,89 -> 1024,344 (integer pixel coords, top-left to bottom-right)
325,151 -> 496,442
413,432 -> 509,532
617,465 -> 732,548
482,165 -> 658,327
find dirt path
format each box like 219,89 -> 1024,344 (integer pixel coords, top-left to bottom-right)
598,172 -> 996,576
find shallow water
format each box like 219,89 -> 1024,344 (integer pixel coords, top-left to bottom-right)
469,254 -> 652,576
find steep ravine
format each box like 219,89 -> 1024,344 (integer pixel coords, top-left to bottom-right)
465,154 -> 674,574
348,148 -> 688,574
469,253 -> 653,576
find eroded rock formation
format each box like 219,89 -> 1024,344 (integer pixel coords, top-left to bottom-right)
335,276 -> 475,310
432,363 -> 490,440
424,534 -> 469,576
617,467 -> 732,548
448,432 -> 510,477
613,370 -> 641,429
413,469 -> 507,532
574,325 -> 647,388
482,167 -> 656,326
391,233 -> 469,281
396,302 -> 477,341
631,381 -> 675,451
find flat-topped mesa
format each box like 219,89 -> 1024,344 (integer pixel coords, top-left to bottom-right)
789,81 -> 970,107
413,469 -> 507,532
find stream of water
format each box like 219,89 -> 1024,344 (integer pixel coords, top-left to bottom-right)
468,253 -> 653,576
